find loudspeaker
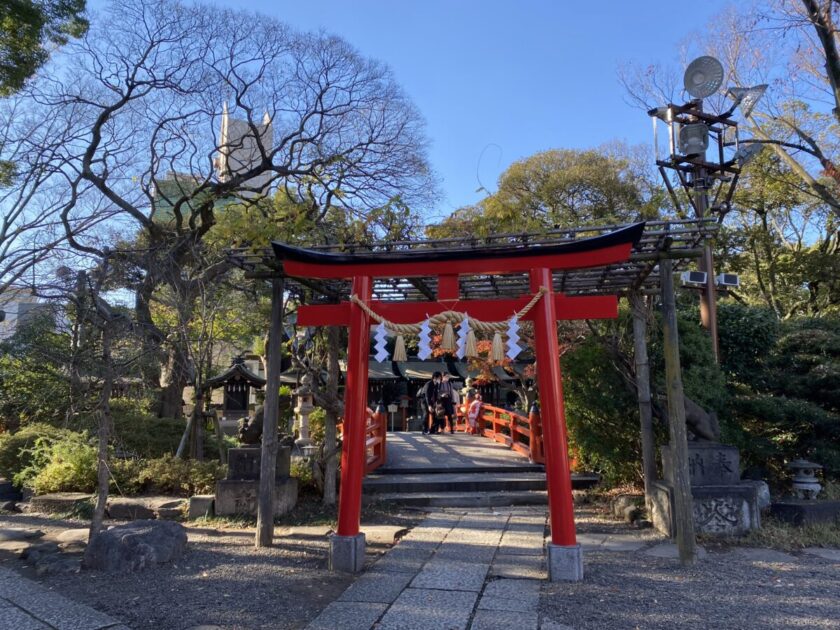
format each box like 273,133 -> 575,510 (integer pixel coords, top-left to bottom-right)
684,56 -> 724,99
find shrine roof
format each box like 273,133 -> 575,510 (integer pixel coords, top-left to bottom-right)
205,357 -> 266,389
227,219 -> 717,302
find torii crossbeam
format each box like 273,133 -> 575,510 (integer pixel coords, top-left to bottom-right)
272,222 -> 645,580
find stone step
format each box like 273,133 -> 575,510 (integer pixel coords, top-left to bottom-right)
376,464 -> 545,475
364,490 -> 550,508
363,471 -> 599,495
363,471 -> 547,494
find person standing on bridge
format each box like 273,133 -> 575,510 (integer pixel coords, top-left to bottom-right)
420,371 -> 441,434
467,393 -> 483,435
437,373 -> 456,433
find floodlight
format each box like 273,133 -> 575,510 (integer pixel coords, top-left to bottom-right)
648,106 -> 672,122
681,271 -> 707,287
732,142 -> 764,167
716,273 -> 740,288
679,123 -> 709,155
684,56 -> 724,99
726,85 -> 768,118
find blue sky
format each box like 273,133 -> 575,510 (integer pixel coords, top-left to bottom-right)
92,0 -> 734,218
241,1 -> 734,219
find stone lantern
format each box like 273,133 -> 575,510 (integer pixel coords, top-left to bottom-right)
788,459 -> 822,500
294,373 -> 315,452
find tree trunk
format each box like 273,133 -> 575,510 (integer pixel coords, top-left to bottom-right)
175,414 -> 194,459
85,323 -> 114,563
158,345 -> 190,418
256,277 -> 285,547
322,326 -> 341,507
134,281 -> 164,390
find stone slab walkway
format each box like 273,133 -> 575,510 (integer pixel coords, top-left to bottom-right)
0,567 -> 126,630
307,508 -> 549,630
307,505 -> 840,630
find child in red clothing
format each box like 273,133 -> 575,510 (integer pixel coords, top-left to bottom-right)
467,394 -> 483,435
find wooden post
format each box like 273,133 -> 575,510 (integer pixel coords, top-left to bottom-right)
659,258 -> 697,566
630,292 -> 657,505
256,276 -> 285,548
529,404 -> 543,464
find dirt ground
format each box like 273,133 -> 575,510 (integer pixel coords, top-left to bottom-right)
0,503 -> 423,630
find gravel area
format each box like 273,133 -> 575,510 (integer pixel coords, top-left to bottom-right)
541,505 -> 840,630
0,509 -> 422,630
2,501 -> 838,630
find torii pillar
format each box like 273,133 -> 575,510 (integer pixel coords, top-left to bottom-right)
332,275 -> 371,572
530,267 -> 582,580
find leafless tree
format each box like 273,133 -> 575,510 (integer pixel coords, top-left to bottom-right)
4,0 -> 435,416
621,0 -> 840,220
0,100 -> 105,296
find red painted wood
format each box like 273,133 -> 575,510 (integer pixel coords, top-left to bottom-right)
282,242 -> 632,279
336,407 -> 386,475
336,276 -> 372,537
297,294 -> 618,326
530,267 -> 577,547
437,275 -> 460,300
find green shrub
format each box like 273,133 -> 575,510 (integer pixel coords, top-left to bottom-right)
15,432 -> 98,494
718,303 -> 780,385
0,423 -> 76,480
108,457 -> 145,495
561,306 -> 726,487
308,407 -> 326,445
107,399 -> 186,458
562,337 -> 642,485
648,307 -> 728,415
0,320 -> 73,432
4,423 -> 225,496
291,458 -> 318,495
136,454 -> 225,495
724,314 -> 840,482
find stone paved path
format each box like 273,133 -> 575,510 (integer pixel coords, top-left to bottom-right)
307,508 -> 550,630
0,566 -> 126,630
306,505 -> 840,630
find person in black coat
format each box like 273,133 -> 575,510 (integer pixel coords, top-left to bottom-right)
436,373 -> 456,433
419,371 -> 441,434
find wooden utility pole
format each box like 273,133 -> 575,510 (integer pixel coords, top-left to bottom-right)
693,160 -> 719,363
630,292 -> 657,505
256,276 -> 285,548
659,258 -> 697,566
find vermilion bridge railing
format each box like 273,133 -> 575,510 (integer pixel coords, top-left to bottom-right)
454,402 -> 544,464
337,407 -> 388,475
338,402 -> 542,475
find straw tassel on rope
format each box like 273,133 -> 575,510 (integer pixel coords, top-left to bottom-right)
465,329 -> 478,358
441,321 -> 456,352
392,334 -> 407,362
491,331 -> 505,363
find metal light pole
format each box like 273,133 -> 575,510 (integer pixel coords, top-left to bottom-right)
648,57 -> 766,363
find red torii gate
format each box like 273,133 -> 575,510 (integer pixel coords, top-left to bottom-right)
272,222 -> 644,581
